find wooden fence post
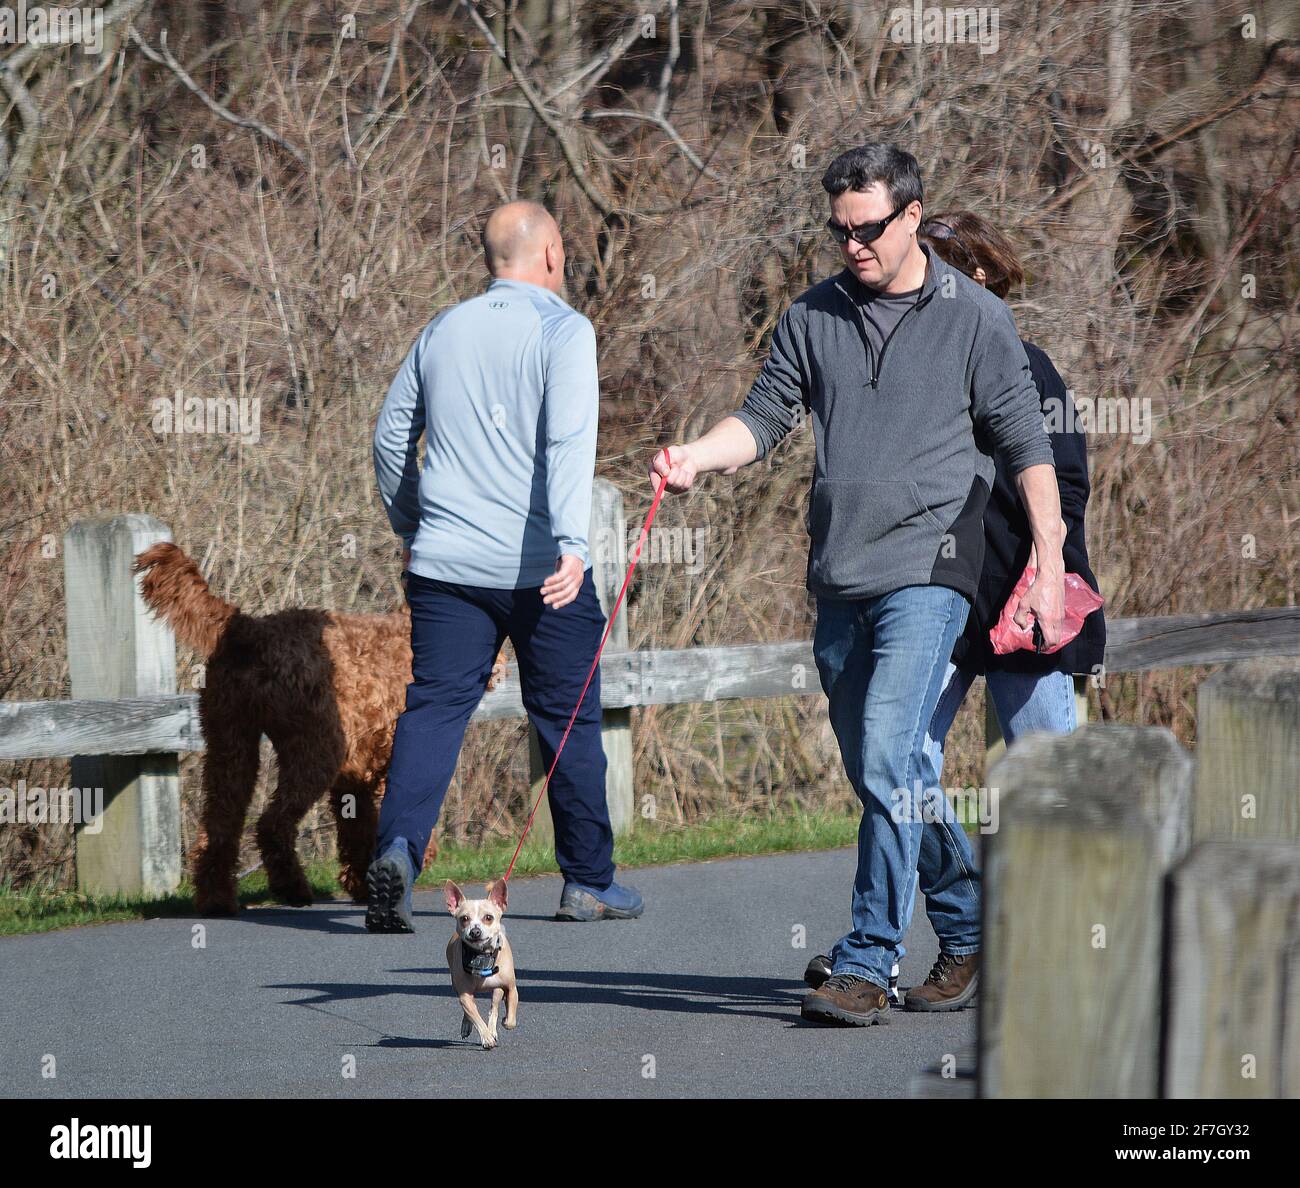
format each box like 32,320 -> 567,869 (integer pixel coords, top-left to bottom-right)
64,514 -> 182,896
527,480 -> 635,843
1165,840 -> 1300,1098
1192,658 -> 1300,843
980,726 -> 1193,1097
589,480 -> 635,835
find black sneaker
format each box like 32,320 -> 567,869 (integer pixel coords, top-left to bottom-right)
804,954 -> 901,1005
365,844 -> 415,933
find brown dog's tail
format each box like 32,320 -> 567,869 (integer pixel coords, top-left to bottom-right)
133,542 -> 238,657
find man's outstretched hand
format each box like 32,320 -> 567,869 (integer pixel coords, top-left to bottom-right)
541,553 -> 584,609
649,445 -> 699,494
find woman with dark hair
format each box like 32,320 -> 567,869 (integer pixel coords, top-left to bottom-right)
916,210 -> 1106,788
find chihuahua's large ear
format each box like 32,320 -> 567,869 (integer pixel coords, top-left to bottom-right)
444,880 -> 464,913
486,878 -> 508,912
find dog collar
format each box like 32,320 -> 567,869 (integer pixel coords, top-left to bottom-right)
461,941 -> 499,978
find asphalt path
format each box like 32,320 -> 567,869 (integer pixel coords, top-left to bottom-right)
0,848 -> 974,1098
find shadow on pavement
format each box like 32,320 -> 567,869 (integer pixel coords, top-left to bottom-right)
231,904 -> 562,932
270,968 -> 803,1023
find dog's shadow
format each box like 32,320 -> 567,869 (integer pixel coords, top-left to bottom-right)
270,967 -> 802,1025
372,1035 -> 482,1051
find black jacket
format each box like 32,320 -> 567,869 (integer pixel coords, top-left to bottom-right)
950,340 -> 1107,677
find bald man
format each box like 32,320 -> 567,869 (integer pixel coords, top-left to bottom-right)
367,201 -> 643,930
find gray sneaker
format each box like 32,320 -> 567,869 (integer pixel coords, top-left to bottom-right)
365,841 -> 415,933
555,880 -> 644,921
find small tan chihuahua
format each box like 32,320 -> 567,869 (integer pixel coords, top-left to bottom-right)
444,878 -> 518,1049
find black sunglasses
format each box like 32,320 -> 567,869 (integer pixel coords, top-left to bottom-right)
920,219 -> 956,240
919,218 -> 980,275
826,205 -> 906,247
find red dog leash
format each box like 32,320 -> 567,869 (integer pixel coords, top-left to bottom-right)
503,450 -> 672,882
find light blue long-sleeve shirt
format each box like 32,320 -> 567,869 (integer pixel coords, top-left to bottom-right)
373,278 -> 599,589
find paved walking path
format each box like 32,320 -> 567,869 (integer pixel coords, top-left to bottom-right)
1,848 -> 974,1098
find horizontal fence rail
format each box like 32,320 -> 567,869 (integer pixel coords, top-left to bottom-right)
3,606 -> 1298,760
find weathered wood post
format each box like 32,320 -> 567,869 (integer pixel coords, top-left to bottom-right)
527,480 -> 635,842
1166,659 -> 1300,1097
588,480 -> 636,835
1192,658 -> 1300,843
64,514 -> 182,895
980,726 -> 1192,1097
1164,840 -> 1300,1098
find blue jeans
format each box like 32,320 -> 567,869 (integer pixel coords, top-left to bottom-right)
812,585 -> 971,990
376,569 -> 616,889
917,662 -> 1078,949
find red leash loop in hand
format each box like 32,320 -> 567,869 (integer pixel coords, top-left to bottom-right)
503,450 -> 672,882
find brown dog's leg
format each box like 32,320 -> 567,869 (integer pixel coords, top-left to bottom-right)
503,984 -> 519,1030
487,647 -> 508,691
193,716 -> 261,916
332,775 -> 380,902
256,734 -> 343,907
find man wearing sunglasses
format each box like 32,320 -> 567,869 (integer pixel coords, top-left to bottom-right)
648,143 -> 1066,1027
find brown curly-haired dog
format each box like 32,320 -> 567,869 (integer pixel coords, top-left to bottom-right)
132,543 -> 505,916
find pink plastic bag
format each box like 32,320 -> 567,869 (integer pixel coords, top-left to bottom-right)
989,566 -> 1104,656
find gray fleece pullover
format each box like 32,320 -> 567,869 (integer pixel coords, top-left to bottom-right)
732,244 -> 1055,603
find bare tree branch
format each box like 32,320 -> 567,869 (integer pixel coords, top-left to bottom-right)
582,108 -> 721,182
461,0 -> 718,212
458,0 -> 617,217
0,0 -> 150,273
127,27 -> 308,169
653,0 -> 680,119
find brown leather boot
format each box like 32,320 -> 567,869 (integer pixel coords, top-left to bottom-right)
902,951 -> 979,1011
804,954 -> 902,1005
800,973 -> 891,1027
